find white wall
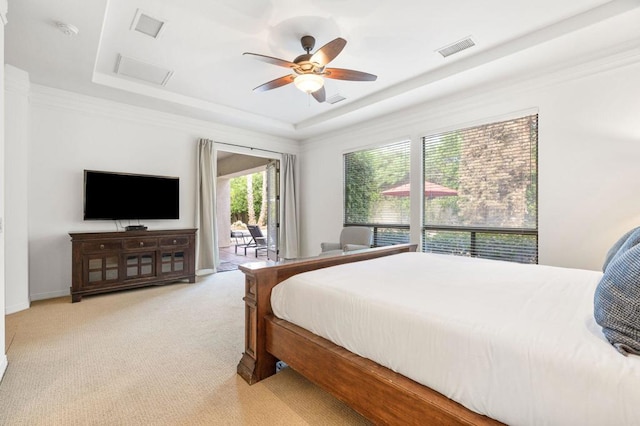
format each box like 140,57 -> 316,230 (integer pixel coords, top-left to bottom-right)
299,57 -> 640,271
1,0 -> 9,380
25,84 -> 298,300
5,65 -> 29,314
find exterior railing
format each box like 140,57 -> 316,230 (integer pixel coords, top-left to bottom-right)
422,225 -> 538,264
345,224 -> 538,264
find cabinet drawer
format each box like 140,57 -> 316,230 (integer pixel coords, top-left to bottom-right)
160,236 -> 189,248
123,238 -> 158,249
81,241 -> 122,252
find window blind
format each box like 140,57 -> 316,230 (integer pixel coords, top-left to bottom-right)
422,114 -> 538,263
344,141 -> 411,246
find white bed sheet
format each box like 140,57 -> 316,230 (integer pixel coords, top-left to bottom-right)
271,252 -> 640,426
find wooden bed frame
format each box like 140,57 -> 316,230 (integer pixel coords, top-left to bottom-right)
236,244 -> 503,425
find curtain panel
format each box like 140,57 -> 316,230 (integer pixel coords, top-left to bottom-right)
195,139 -> 219,272
280,153 -> 299,259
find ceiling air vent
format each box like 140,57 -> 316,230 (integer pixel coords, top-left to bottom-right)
115,54 -> 174,86
326,94 -> 346,105
437,36 -> 475,58
130,9 -> 166,39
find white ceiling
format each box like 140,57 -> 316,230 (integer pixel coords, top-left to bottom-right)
5,0 -> 640,140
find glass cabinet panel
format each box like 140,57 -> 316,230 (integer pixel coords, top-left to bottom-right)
86,255 -> 119,283
89,271 -> 102,282
89,259 -> 102,269
160,251 -> 186,275
125,253 -> 155,279
141,254 -> 153,275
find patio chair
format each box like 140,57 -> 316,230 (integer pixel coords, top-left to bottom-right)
246,225 -> 268,257
231,230 -> 251,254
320,226 -> 373,255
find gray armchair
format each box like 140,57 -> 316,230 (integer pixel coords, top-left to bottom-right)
320,226 -> 373,254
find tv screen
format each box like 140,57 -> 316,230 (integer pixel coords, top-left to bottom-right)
84,170 -> 179,220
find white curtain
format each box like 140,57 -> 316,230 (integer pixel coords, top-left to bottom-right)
195,139 -> 219,273
280,153 -> 299,259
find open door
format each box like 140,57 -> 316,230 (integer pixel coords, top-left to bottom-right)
266,160 -> 280,261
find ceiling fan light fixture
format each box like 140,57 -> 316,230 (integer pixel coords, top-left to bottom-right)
294,74 -> 324,94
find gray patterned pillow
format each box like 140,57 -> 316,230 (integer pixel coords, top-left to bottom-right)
594,228 -> 640,355
602,227 -> 639,272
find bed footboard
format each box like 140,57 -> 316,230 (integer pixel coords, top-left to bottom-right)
266,315 -> 502,425
237,244 -> 417,385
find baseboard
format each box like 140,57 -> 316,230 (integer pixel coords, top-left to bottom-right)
0,354 -> 7,383
5,301 -> 30,315
30,289 -> 70,302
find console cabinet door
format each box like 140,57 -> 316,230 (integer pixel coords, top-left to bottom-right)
159,250 -> 188,276
84,254 -> 120,287
159,235 -> 191,277
125,252 -> 156,280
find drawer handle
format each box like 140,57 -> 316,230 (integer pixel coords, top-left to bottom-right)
140,242 -> 144,247
100,244 -> 105,249
173,240 -> 177,244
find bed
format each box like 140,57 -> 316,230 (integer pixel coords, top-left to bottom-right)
236,244 -> 640,425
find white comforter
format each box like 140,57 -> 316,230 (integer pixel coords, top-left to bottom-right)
271,252 -> 640,426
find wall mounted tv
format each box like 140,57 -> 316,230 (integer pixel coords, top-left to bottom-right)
84,170 -> 179,220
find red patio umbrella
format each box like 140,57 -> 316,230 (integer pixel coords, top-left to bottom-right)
382,181 -> 457,198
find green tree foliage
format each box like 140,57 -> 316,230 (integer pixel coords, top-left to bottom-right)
230,172 -> 264,224
345,141 -> 411,225
345,151 -> 376,223
424,132 -> 461,190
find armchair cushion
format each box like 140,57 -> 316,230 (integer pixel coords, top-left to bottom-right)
320,226 -> 373,253
320,242 -> 342,252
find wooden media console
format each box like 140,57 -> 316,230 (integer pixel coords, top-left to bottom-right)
69,229 -> 197,302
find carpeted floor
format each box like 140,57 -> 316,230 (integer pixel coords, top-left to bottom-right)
0,271 -> 370,425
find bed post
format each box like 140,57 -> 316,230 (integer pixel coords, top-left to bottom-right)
236,265 -> 279,384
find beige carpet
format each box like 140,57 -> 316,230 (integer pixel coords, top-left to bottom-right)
0,271 -> 370,425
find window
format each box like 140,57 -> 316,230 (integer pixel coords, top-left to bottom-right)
344,141 -> 411,246
422,114 -> 538,263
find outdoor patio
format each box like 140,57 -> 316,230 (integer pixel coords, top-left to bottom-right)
218,244 -> 267,272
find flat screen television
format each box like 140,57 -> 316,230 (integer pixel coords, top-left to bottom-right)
84,170 -> 179,220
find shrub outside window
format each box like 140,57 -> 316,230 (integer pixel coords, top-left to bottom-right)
344,141 -> 411,246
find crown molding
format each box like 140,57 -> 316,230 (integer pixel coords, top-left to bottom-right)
296,0 -> 640,132
0,0 -> 7,26
4,65 -> 30,95
28,85 -> 301,154
91,72 -> 295,137
300,37 -> 640,151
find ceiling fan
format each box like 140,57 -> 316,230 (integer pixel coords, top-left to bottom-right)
243,35 -> 377,103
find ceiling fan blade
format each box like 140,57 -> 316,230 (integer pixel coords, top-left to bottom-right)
252,75 -> 295,92
324,68 -> 377,81
312,86 -> 326,103
310,37 -> 346,66
243,52 -> 297,69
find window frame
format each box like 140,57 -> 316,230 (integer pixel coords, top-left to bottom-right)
421,114 -> 539,264
343,140 -> 412,247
